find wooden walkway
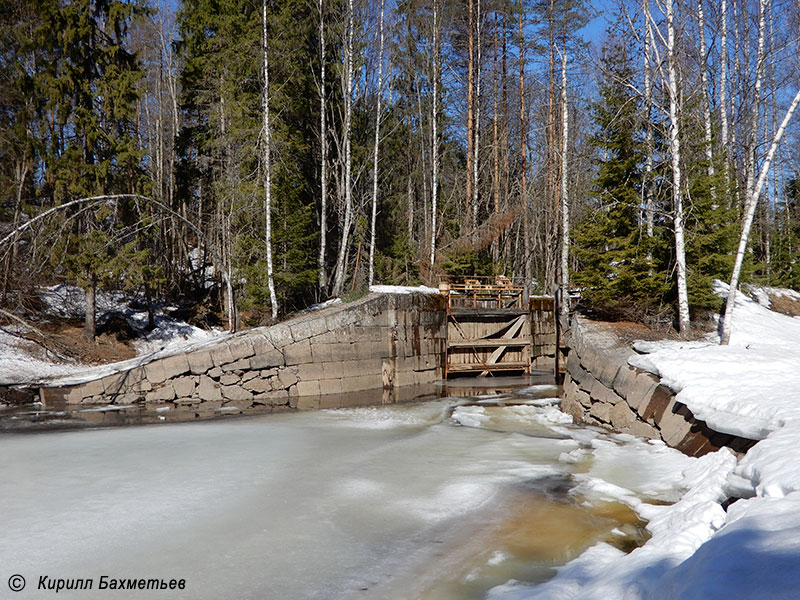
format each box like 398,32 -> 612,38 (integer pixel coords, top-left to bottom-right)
439,278 -> 556,377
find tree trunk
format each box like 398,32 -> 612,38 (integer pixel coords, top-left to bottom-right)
466,0 -> 475,229
84,277 -> 96,342
697,0 -> 716,198
559,42 -> 569,314
472,0 -> 482,228
430,0 -> 440,270
518,0 -> 530,288
332,0 -> 355,297
318,0 -> 329,293
368,0 -> 386,287
262,0 -> 278,320
719,0 -> 730,191
720,86 -> 800,344
643,0 -> 655,242
666,0 -> 690,333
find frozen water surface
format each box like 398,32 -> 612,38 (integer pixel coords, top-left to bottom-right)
0,387 -> 690,599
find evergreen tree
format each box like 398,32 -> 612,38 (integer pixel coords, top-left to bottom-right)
572,39 -> 668,318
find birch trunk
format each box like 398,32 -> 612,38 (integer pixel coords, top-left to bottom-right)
318,0 -> 329,292
332,0 -> 355,297
262,0 -> 277,320
720,87 -> 800,344
666,0 -> 691,333
368,0 -> 386,287
518,0 -> 530,287
719,0 -> 730,190
430,0 -> 440,270
472,0 -> 482,228
559,44 -> 569,314
466,0 -> 474,228
696,0 -> 716,196
643,0 -> 655,241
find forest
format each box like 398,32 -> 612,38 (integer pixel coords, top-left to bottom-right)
2,0 -> 800,340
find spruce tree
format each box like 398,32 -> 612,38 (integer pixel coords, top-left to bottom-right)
572,39 -> 668,318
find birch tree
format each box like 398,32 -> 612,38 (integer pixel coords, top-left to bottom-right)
262,0 -> 277,320
332,0 -> 355,297
558,38 -> 569,314
720,87 -> 800,344
318,0 -> 329,293
430,0 -> 440,270
368,0 -> 386,287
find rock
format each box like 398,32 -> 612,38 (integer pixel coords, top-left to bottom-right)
219,373 -> 240,386
146,384 -> 176,402
589,401 -> 611,423
172,376 -> 197,398
221,385 -> 253,402
197,376 -> 222,401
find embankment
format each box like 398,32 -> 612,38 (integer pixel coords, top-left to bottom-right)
560,316 -> 756,456
30,292 -> 446,418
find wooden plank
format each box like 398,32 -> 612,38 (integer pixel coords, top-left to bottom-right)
479,315 -> 526,376
448,337 -> 531,348
447,362 -> 531,373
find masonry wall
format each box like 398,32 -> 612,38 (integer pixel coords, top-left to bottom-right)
38,293 -> 447,416
560,316 -> 756,457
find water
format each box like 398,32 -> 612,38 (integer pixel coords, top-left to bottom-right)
0,380 -> 658,599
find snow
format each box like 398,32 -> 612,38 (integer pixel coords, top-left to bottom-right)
369,284 -> 440,294
0,284 -> 226,386
489,282 -> 800,599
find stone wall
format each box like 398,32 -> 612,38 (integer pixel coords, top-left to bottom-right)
38,293 -> 447,417
560,316 -> 756,457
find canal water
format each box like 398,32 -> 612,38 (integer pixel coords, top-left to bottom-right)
0,378 -> 687,599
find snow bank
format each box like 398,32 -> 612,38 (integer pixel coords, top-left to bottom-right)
491,283 -> 800,599
369,284 -> 439,295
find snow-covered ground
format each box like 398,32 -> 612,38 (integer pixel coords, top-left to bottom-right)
0,285 -> 224,386
490,283 -> 800,599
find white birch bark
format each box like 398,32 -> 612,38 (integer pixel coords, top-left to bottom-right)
472,0 -> 482,227
368,0 -> 386,287
559,44 -> 569,314
720,87 -> 800,344
696,0 -> 716,195
643,0 -> 655,241
719,0 -> 730,190
430,0 -> 440,270
666,0 -> 691,333
262,0 -> 277,320
318,0 -> 329,292
332,0 -> 355,297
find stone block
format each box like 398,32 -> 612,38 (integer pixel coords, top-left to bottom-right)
197,376 -> 222,401
250,349 -> 284,370
210,344 -> 235,367
219,373 -> 239,386
642,385 -> 674,422
296,380 -> 321,396
588,378 -> 623,405
589,401 -> 611,423
221,385 -> 253,402
307,317 -> 328,338
564,376 -> 592,409
161,353 -> 190,379
101,372 -> 130,395
144,361 -> 167,385
613,366 -> 659,408
319,378 -> 344,395
222,358 -> 251,372
290,320 -> 313,342
593,353 -> 622,389
187,350 -> 214,375
80,378 -> 106,398
207,367 -> 224,379
260,369 -> 278,378
278,368 -> 299,388
146,384 -> 176,402
559,396 -> 583,423
252,335 -> 277,356
622,420 -> 660,440
112,392 -> 141,405
322,361 -> 346,380
227,338 -> 255,360
243,377 -> 272,393
610,401 -> 637,430
241,371 -> 258,383
172,376 -> 197,398
296,362 -> 325,381
659,404 -> 693,447
253,390 -> 289,406
284,340 -> 313,365
266,324 -> 294,348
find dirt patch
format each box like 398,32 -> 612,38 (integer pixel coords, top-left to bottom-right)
767,293 -> 800,317
581,319 -> 702,348
16,320 -> 137,366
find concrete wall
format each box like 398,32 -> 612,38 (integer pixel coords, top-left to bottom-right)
38,293 -> 447,417
560,316 -> 756,457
